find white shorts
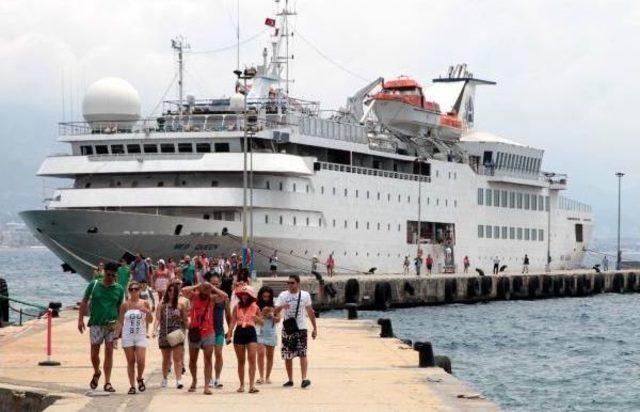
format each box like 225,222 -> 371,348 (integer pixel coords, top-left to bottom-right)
121,333 -> 148,348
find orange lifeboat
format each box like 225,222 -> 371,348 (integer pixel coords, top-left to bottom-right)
372,77 -> 441,113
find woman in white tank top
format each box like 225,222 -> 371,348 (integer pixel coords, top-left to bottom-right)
116,281 -> 153,395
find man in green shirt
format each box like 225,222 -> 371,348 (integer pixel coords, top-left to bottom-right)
181,255 -> 195,286
78,262 -> 124,392
116,259 -> 131,296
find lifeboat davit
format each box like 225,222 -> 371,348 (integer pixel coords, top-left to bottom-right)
371,76 -> 462,140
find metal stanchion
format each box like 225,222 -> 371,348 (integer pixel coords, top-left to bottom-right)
38,309 -> 61,366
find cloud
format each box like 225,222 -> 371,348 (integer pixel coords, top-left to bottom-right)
0,0 -> 639,236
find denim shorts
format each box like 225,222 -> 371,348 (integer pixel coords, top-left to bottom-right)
189,332 -> 216,349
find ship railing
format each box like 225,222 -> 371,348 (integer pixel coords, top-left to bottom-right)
57,110 -> 367,143
475,164 -> 568,183
317,161 -> 430,182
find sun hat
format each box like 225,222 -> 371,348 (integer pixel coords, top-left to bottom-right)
234,284 -> 257,299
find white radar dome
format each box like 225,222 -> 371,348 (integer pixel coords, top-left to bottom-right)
82,77 -> 141,130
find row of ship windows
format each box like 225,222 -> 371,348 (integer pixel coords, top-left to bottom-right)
265,181 -> 458,206
263,214 -> 403,232
494,152 -> 541,173
478,225 -> 544,241
79,142 -> 230,155
477,188 -> 548,211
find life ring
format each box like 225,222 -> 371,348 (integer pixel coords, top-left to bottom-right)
613,273 -> 624,293
344,278 -> 360,304
444,279 -> 457,303
480,276 -> 492,296
527,276 -> 540,299
496,277 -> 510,300
0,277 -> 8,324
374,282 -> 392,310
593,274 -> 605,294
541,275 -> 553,294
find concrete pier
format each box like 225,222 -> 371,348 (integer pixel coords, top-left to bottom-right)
285,270 -> 640,310
0,310 -> 498,411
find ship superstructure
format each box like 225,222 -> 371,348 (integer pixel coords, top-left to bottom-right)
20,2 -> 592,279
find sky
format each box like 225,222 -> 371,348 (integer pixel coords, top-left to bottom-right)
0,0 -> 638,238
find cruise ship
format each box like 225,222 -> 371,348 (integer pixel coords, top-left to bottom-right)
20,1 -> 593,279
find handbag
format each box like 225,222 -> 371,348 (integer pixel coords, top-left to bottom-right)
282,291 -> 302,334
165,305 -> 185,347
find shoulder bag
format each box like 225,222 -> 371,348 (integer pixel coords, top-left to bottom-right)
282,291 -> 302,334
165,304 -> 185,347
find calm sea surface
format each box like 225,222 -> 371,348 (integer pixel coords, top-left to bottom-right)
2,248 -> 640,411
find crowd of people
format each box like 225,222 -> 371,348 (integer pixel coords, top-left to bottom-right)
78,252 -> 318,395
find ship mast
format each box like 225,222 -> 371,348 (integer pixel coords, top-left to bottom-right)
171,36 -> 190,116
276,0 -> 295,94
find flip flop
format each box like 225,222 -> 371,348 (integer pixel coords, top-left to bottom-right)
188,385 -> 197,393
236,387 -> 245,393
249,387 -> 259,394
128,387 -> 136,395
203,388 -> 213,395
90,371 -> 101,390
256,378 -> 263,385
103,382 -> 116,393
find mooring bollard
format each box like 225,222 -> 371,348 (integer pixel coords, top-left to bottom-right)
345,303 -> 358,320
434,355 -> 452,374
414,341 -> 435,367
377,318 -> 394,337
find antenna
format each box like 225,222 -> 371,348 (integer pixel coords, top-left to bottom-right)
236,0 -> 240,71
61,69 -> 66,122
171,36 -> 190,116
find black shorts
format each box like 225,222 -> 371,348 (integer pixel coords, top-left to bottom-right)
233,326 -> 257,345
270,265 -> 277,271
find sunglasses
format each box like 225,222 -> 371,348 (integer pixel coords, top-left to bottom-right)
129,287 -> 140,292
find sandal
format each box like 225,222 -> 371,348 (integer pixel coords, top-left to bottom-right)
203,388 -> 212,395
128,387 -> 136,395
256,378 -> 263,385
137,378 -> 146,392
236,387 -> 245,393
103,382 -> 116,393
249,387 -> 259,394
188,384 -> 197,393
90,371 -> 101,390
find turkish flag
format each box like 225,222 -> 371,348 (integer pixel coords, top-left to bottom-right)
265,17 -> 276,27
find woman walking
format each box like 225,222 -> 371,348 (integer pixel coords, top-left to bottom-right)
116,281 -> 153,395
256,286 -> 279,384
154,259 -> 170,302
154,282 -> 188,389
227,285 -> 261,393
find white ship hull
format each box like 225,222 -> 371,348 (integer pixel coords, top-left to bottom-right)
21,154 -> 592,280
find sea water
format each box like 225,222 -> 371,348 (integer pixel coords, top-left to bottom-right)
3,248 -> 640,411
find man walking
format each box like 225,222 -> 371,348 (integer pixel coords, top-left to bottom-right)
522,254 -> 530,274
117,258 -> 131,297
414,255 -> 422,276
275,275 -> 317,388
130,253 -> 148,284
493,256 -> 500,275
463,256 -> 470,273
78,262 -> 125,392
